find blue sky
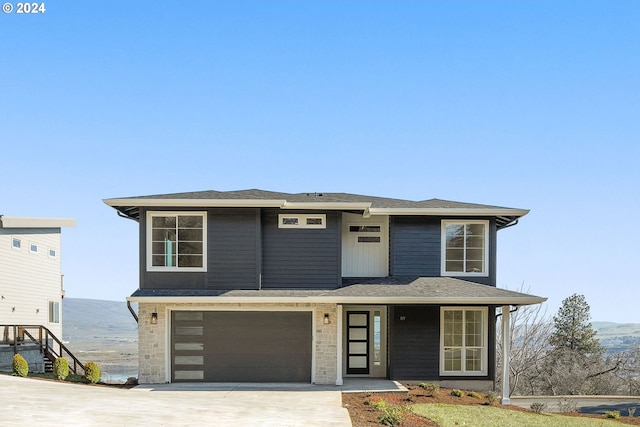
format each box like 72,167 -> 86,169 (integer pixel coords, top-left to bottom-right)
2,1 -> 638,322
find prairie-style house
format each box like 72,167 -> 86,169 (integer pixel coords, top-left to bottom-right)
104,189 -> 544,400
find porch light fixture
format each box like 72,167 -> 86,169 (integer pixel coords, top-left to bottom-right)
323,313 -> 330,325
151,312 -> 158,325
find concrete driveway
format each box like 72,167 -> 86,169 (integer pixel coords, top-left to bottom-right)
0,375 -> 352,426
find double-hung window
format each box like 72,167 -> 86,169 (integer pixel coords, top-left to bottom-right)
147,212 -> 206,271
441,220 -> 489,276
440,307 -> 487,376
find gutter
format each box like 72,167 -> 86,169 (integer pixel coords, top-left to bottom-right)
127,295 -> 547,306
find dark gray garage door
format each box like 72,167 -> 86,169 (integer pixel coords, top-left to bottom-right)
171,311 -> 312,382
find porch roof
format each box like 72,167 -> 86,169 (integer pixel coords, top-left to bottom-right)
128,277 -> 545,306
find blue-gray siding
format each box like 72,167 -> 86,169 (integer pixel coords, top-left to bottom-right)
389,305 -> 440,379
390,217 -> 496,286
389,305 -> 496,381
139,208 -> 497,290
390,217 -> 441,276
261,210 -> 341,289
207,209 -> 260,290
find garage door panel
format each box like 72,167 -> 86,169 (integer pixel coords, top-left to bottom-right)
172,311 -> 312,382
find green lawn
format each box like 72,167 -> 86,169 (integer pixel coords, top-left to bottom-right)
411,404 -> 623,427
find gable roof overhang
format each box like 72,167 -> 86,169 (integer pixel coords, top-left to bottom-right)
127,277 -> 546,307
104,189 -> 529,229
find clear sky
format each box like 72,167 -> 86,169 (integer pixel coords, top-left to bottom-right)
2,1 -> 638,322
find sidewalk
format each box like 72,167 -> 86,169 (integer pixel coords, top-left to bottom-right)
510,395 -> 640,416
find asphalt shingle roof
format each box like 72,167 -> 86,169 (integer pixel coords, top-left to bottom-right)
105,189 -> 528,229
111,188 -> 512,210
130,277 -> 545,305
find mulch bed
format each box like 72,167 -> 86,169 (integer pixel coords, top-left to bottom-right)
342,386 -> 640,426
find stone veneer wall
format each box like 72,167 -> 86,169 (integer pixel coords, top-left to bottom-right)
137,302 -> 339,385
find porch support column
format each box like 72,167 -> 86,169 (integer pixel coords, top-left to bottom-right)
500,305 -> 511,405
336,304 -> 343,385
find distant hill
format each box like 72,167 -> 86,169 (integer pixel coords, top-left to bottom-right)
62,298 -> 138,380
63,298 -> 138,337
593,321 -> 640,354
592,322 -> 640,339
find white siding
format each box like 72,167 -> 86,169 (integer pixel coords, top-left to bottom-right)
341,213 -> 389,277
0,228 -> 64,338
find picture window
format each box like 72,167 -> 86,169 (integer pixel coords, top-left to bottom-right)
441,220 -> 489,276
147,212 -> 206,271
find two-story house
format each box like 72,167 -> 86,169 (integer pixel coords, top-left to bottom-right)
104,189 -> 544,399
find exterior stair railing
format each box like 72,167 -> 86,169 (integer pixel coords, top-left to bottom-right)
1,325 -> 85,375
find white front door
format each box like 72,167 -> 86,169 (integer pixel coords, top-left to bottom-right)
341,213 -> 388,277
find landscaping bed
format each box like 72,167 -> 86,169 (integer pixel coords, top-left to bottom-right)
342,386 -> 640,426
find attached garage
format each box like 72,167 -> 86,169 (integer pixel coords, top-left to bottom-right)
171,311 -> 312,382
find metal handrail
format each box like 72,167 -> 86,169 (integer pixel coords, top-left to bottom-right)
1,324 -> 85,375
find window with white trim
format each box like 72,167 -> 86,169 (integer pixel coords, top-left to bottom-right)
147,212 -> 206,271
49,301 -> 60,323
440,307 -> 487,376
278,214 -> 326,229
30,243 -> 38,254
49,248 -> 57,258
11,238 -> 21,249
441,220 -> 489,276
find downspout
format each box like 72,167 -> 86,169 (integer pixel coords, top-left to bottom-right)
127,301 -> 138,324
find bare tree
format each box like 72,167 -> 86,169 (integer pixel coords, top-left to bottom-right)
496,285 -> 552,396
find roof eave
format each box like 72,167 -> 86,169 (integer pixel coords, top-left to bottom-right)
127,295 -> 547,305
368,208 -> 530,218
103,198 -> 287,208
0,216 -> 76,228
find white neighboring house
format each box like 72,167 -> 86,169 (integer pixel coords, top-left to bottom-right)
0,216 -> 75,339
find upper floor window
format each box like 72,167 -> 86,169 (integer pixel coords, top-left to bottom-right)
440,307 -> 487,376
12,238 -> 21,249
349,224 -> 382,244
441,220 -> 489,276
278,214 -> 326,229
147,212 -> 206,271
30,243 -> 38,254
49,248 -> 57,258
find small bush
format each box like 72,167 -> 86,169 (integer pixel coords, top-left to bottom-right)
604,410 -> 620,419
468,391 -> 481,399
378,405 -> 406,427
12,354 -> 29,377
628,407 -> 636,417
369,398 -> 388,411
53,357 -> 69,380
83,362 -> 101,384
450,389 -> 465,397
418,382 -> 440,396
530,402 -> 547,414
558,398 -> 578,414
485,391 -> 497,406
